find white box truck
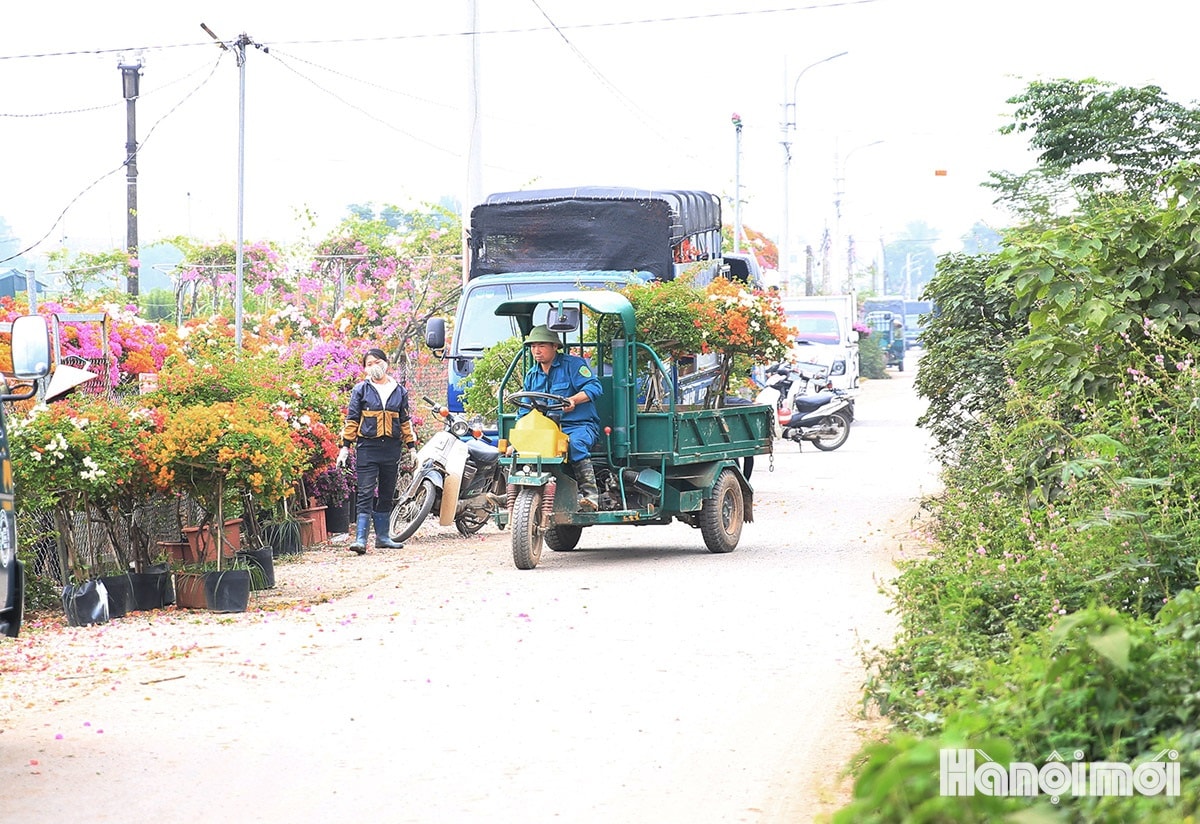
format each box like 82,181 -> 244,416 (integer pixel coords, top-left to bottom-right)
780,295 -> 860,389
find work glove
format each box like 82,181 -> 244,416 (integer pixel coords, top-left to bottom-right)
401,445 -> 418,471
336,446 -> 350,468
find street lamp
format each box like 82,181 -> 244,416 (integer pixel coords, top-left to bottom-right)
732,112 -> 743,254
779,50 -> 847,291
119,57 -> 143,297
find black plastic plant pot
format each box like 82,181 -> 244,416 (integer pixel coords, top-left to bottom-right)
128,571 -> 172,610
62,579 -> 110,626
99,574 -> 136,618
324,496 -> 352,534
203,569 -> 251,613
236,546 -> 275,590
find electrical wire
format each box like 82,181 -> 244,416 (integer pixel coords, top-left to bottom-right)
0,53 -> 228,265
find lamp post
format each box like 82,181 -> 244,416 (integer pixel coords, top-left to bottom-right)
780,51 -> 847,291
119,57 -> 143,298
732,112 -> 743,254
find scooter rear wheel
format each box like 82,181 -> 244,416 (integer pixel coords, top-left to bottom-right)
812,410 -> 851,451
390,478 -> 438,543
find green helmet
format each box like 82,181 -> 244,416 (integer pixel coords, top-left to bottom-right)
523,325 -> 561,346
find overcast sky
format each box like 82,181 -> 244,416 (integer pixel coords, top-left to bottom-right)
3,0 -> 1199,275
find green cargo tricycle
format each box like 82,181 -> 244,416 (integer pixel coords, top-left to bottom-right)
492,290 -> 775,569
865,310 -> 906,371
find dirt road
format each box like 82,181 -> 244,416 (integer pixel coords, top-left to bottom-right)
1,362 -> 939,823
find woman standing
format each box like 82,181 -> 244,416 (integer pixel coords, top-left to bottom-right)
336,348 -> 418,554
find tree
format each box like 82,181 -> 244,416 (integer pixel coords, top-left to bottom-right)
988,78 -> 1200,217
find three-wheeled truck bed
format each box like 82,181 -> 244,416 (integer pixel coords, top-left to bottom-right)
490,290 -> 774,567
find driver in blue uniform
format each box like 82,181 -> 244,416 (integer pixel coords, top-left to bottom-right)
520,324 -> 603,510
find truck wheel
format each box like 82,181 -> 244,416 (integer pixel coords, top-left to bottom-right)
545,524 -> 582,551
512,488 -> 544,569
812,411 -> 851,451
389,478 -> 438,543
700,468 -> 743,554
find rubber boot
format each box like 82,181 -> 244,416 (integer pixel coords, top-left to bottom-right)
575,458 -> 600,511
349,513 -> 369,555
373,512 -> 404,549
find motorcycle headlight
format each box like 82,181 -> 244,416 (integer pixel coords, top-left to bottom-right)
830,360 -> 846,376
450,419 -> 471,438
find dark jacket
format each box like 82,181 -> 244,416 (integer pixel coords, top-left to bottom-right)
341,380 -> 416,447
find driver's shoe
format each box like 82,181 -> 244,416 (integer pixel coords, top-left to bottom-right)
575,458 -> 600,511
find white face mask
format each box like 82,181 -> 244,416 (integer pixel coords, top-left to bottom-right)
366,363 -> 388,381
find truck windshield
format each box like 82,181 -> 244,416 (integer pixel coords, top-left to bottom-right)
453,279 -> 616,355
787,311 -> 841,345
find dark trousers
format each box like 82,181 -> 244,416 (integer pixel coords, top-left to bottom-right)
355,439 -> 402,516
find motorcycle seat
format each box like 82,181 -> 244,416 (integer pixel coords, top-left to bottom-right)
793,392 -> 838,413
466,438 -> 500,465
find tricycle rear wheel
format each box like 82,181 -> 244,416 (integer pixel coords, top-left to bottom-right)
700,468 -> 743,554
511,488 -> 544,569
545,524 -> 582,551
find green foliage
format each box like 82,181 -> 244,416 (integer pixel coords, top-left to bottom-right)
458,335 -> 523,419
838,80 -> 1200,822
857,332 -> 888,379
995,164 -> 1200,404
914,252 -> 1024,461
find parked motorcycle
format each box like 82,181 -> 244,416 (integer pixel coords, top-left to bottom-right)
755,362 -> 855,451
389,397 -> 507,542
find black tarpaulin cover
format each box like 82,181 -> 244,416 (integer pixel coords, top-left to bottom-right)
469,187 -> 721,281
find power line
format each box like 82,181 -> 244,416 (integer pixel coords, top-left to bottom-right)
0,2 -> 879,60
0,54 -> 227,265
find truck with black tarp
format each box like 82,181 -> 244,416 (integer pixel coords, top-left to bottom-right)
431,186 -> 750,413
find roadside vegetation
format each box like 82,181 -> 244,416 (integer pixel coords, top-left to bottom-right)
834,79 -> 1200,821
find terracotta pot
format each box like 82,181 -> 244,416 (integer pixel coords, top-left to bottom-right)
181,519 -> 243,563
296,506 -> 327,547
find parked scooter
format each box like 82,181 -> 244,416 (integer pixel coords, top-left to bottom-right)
755,362 -> 854,451
389,397 -> 507,542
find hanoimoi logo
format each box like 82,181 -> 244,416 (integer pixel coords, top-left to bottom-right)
939,748 -> 1180,802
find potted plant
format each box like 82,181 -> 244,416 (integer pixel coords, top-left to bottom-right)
145,396 -> 306,570
8,393 -> 166,623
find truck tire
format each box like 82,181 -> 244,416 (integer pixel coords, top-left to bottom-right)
700,468 -> 743,554
511,488 -> 544,569
389,478 -> 438,543
545,524 -> 582,552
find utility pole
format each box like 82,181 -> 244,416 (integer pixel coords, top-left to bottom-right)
119,57 -> 143,297
202,24 -> 265,351
780,51 -> 848,289
732,113 -> 743,254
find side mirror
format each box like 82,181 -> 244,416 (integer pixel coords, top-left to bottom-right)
425,317 -> 446,350
9,314 -> 51,379
547,306 -> 580,333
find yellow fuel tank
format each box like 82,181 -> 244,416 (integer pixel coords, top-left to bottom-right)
508,409 -> 569,458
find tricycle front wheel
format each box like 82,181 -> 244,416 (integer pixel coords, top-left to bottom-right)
700,468 -> 743,554
511,488 -> 544,569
